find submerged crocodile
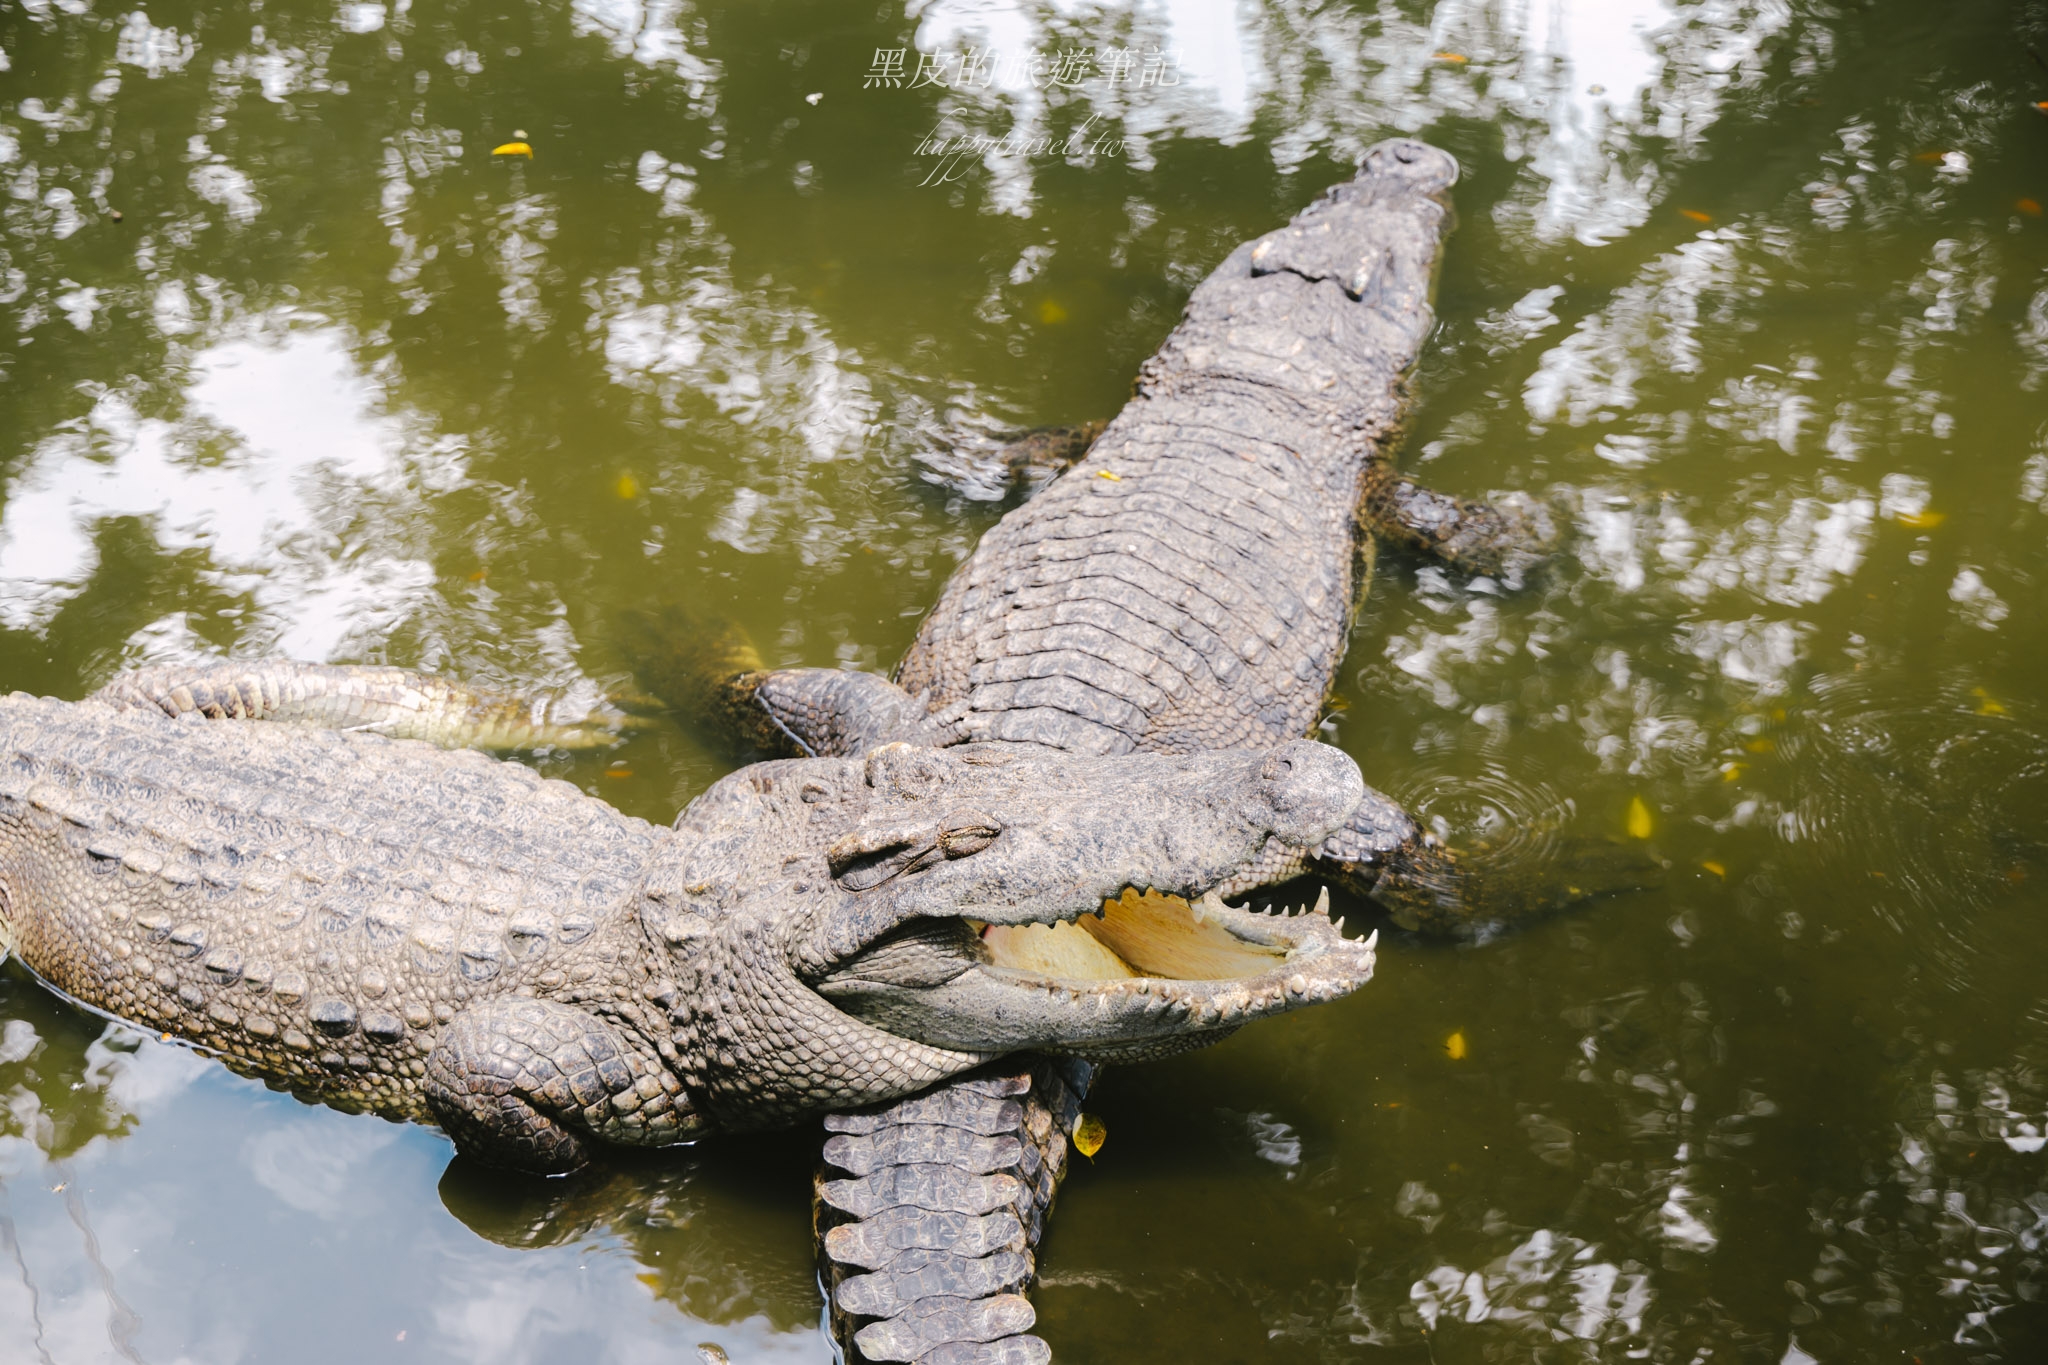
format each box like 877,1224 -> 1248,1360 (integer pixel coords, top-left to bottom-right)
0,140 -> 1601,1363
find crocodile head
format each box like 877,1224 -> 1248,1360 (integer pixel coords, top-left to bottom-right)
644,739 -> 1377,1127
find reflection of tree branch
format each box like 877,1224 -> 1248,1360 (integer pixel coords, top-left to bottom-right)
56,1162 -> 146,1365
0,1190 -> 57,1365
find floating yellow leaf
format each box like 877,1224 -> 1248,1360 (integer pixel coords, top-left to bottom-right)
1701,860 -> 1727,879
1445,1030 -> 1468,1060
1679,208 -> 1713,223
1095,469 -> 1122,481
2017,198 -> 2042,217
604,768 -> 634,779
1973,687 -> 2008,716
1073,1112 -> 1107,1158
1433,52 -> 1469,63
1743,737 -> 1776,755
1036,299 -> 1069,325
1912,150 -> 1949,164
1894,509 -> 1945,529
491,141 -> 534,159
635,1272 -> 662,1292
468,567 -> 488,582
615,473 -> 640,499
1721,762 -> 1747,783
1626,795 -> 1654,840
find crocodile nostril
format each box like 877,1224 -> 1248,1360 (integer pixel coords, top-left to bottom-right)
1256,741 -> 1368,844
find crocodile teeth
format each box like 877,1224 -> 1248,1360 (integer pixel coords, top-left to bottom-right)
1314,886 -> 1331,919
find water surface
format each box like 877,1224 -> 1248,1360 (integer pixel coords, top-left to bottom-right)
4,0 -> 2048,1360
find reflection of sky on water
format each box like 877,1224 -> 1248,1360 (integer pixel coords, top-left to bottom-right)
906,0 -> 1786,240
0,1018 -> 828,1363
0,327 -> 442,660
5,0 -> 2048,1359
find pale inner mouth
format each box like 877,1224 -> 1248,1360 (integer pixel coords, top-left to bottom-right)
977,887 -> 1293,982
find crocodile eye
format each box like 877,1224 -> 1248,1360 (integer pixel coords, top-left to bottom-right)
828,819 -> 944,890
938,810 -> 999,859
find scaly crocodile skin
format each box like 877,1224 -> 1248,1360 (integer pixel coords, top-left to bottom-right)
896,140 -> 1459,758
821,139 -> 1464,1365
817,1058 -> 1093,1365
0,692 -> 686,1155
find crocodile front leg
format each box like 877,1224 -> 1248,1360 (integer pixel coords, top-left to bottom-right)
737,670 -> 961,757
423,998 -> 698,1173
1361,468 -> 1557,581
991,421 -> 1105,495
620,604 -> 958,757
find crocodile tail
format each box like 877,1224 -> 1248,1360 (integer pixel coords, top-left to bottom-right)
814,1057 -> 1095,1365
91,660 -> 630,751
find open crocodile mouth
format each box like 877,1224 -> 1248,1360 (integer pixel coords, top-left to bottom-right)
813,883 -> 1377,1054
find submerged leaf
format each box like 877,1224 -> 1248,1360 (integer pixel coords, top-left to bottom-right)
1073,1112 -> 1107,1158
1445,1030 -> 1468,1060
492,141 -> 535,158
1626,795 -> 1654,840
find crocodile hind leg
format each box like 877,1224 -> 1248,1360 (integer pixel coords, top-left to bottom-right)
620,604 -> 958,758
817,1057 -> 1091,1365
423,998 -> 698,1174
93,659 -> 632,751
1361,465 -> 1557,580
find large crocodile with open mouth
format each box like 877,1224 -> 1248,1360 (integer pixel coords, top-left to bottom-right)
0,139 -> 1594,1364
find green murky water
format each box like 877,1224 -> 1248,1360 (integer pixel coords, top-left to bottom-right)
4,0 -> 2048,1360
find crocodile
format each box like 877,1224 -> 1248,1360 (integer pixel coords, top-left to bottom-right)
0,139 -> 1608,1365
623,138 -> 1625,1364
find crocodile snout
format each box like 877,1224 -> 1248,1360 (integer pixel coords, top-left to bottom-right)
1252,740 -> 1366,846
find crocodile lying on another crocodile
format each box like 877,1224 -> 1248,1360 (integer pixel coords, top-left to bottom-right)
0,139 -> 1617,1365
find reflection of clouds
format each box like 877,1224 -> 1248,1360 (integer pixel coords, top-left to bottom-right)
1947,567 -> 2009,632
492,193 -> 558,331
428,1252 -> 824,1365
906,0 -> 1789,235
1524,233 -> 1748,427
1670,490 -> 1873,608
0,1003 -> 831,1359
572,0 -> 721,113
2020,282 -> 2048,390
0,325 -> 443,660
1409,1228 -> 1651,1341
908,0 -> 1267,211
1246,0 -> 1790,241
244,1112 -> 403,1218
86,1033 -> 213,1127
